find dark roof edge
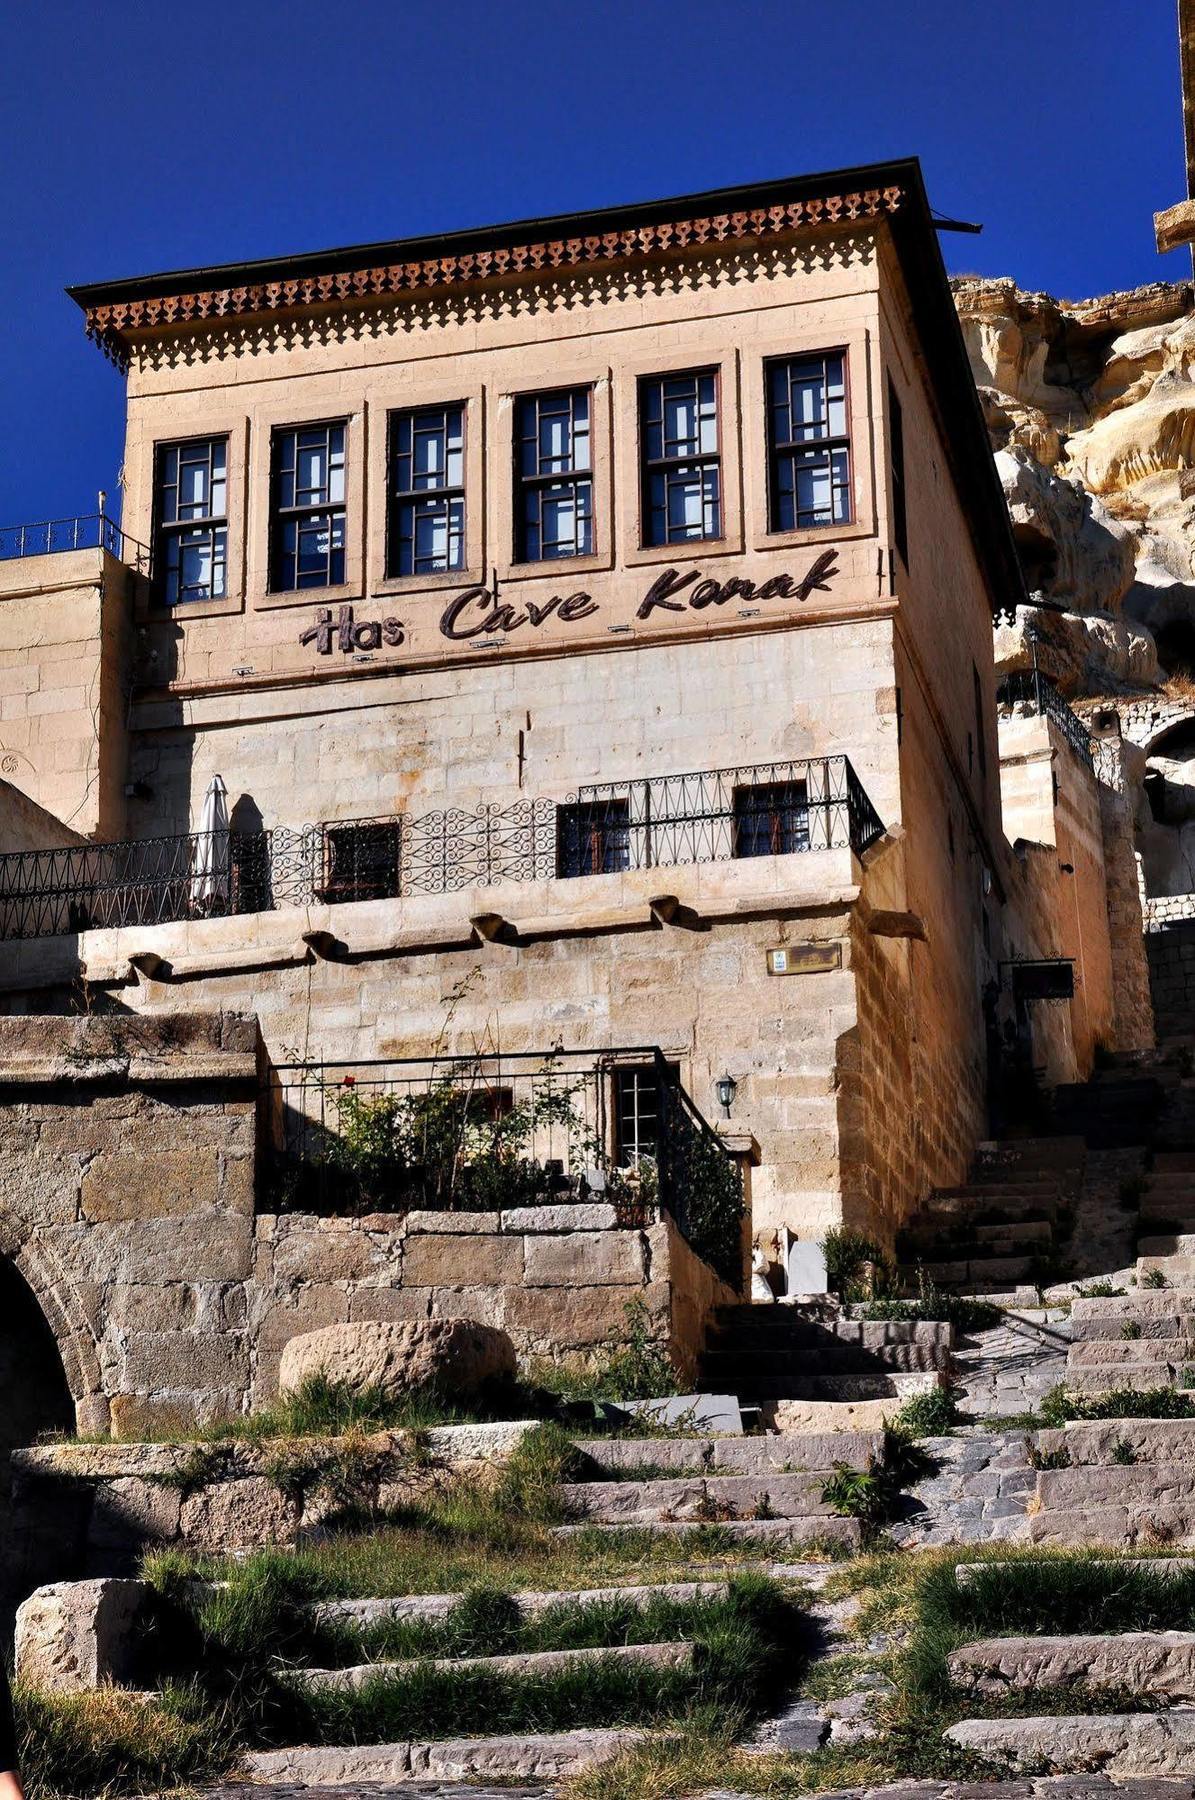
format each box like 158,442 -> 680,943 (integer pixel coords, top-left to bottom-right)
66,157 -> 923,307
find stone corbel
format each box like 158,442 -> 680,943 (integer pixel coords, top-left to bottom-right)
867,909 -> 928,942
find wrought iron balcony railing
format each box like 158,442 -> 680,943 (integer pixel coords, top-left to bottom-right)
996,670 -> 1095,772
261,1046 -> 745,1286
0,511 -> 150,574
0,755 -> 885,942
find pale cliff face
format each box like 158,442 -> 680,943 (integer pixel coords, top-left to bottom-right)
953,276 -> 1195,697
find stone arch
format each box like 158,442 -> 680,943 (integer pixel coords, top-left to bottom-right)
0,1249 -> 78,1447
12,1238 -> 109,1437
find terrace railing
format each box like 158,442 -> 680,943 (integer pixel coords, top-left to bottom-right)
261,1046 -> 745,1286
0,755 -> 885,942
0,511 -> 150,574
996,670 -> 1095,772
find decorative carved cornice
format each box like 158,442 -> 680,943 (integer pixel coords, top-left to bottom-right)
80,186 -> 904,370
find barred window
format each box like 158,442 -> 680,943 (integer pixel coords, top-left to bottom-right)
153,437 -> 228,605
319,821 -> 401,904
888,378 -> 908,566
556,799 -> 629,877
387,405 -> 465,577
733,781 -> 810,858
766,352 -> 851,531
640,370 -> 721,545
613,1061 -> 677,1166
515,388 -> 593,561
269,421 -> 347,591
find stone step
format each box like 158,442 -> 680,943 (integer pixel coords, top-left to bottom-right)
1137,1236 -> 1195,1257
898,1222 -> 1054,1255
245,1728 -> 645,1784
573,1432 -> 883,1478
315,1580 -> 730,1630
1038,1421 -> 1195,1463
954,1557 -> 1195,1585
711,1372 -> 923,1401
1036,1464 -> 1195,1509
1029,1504 -> 1195,1548
907,1255 -> 1041,1287
944,1710 -> 1195,1776
551,1515 -> 861,1549
948,1632 -> 1195,1699
703,1345 -> 946,1378
1138,1257 -> 1195,1284
562,1470 -> 836,1523
705,1318 -> 952,1348
292,1639 -> 693,1692
975,1134 -> 1086,1169
1069,1338 -> 1195,1367
1065,1363 -> 1195,1394
1071,1293 -> 1195,1337
1155,1153 -> 1195,1173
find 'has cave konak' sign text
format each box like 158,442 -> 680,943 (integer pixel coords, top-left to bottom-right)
299,548 -> 838,656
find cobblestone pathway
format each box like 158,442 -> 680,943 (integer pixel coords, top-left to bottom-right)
198,1786 -> 554,1799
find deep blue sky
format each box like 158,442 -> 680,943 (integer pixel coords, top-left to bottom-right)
0,0 -> 1185,526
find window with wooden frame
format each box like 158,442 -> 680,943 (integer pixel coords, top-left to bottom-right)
318,821 -> 401,904
733,780 -> 810,858
387,404 -> 466,577
153,437 -> 228,605
269,421 -> 347,591
765,352 -> 852,531
514,387 -> 593,561
555,798 -> 630,877
973,663 -> 988,780
639,369 -> 721,545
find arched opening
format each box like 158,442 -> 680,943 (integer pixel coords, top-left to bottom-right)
1012,522 -> 1058,595
0,1259 -> 74,1447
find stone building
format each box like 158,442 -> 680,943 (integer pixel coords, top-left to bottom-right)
0,156 -> 1153,1431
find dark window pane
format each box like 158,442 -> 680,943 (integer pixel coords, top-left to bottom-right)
321,822 -> 401,903
153,438 -> 228,605
556,799 -> 630,877
733,781 -> 810,858
270,422 -> 348,592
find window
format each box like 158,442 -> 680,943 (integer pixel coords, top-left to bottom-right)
973,663 -> 987,779
515,387 -> 593,560
387,405 -> 465,577
318,821 -> 400,904
888,378 -> 908,566
269,421 -> 347,591
640,370 -> 721,545
733,781 -> 810,858
153,438 -> 228,605
556,798 -> 630,877
766,352 -> 851,531
613,1061 -> 677,1166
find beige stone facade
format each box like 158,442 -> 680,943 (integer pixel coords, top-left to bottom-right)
0,160 -> 1157,1416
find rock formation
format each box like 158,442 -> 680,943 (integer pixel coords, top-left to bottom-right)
953,276 -> 1195,696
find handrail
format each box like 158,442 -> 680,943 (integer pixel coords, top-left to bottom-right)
0,512 -> 150,574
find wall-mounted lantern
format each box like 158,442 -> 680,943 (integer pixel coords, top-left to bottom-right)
715,1073 -> 738,1119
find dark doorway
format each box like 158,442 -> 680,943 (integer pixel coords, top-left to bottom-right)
0,1259 -> 74,1448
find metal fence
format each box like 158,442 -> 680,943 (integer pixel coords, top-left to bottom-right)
261,1046 -> 745,1285
0,756 -> 885,942
0,511 -> 150,574
996,670 -> 1095,772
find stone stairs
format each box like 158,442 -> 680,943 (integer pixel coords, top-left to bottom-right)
895,1136 -> 1084,1291
698,1306 -> 953,1407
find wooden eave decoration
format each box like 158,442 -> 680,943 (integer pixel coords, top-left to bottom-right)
80,185 -> 905,370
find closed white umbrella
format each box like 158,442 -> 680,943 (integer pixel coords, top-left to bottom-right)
191,774 -> 230,913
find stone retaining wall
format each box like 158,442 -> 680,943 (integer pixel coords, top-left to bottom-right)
1144,894 -> 1195,928
1145,919 -> 1195,1039
0,1011 -> 737,1442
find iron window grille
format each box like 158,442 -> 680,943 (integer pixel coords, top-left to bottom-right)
556,798 -> 630,877
152,438 -> 228,605
317,821 -> 401,904
733,780 -> 811,857
387,405 -> 466,577
766,351 -> 852,532
640,370 -> 721,545
269,421 -> 347,591
514,387 -> 593,561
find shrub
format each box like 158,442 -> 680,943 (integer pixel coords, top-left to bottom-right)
893,1383 -> 962,1438
1121,1321 -> 1143,1340
1111,1439 -> 1137,1465
822,1227 -> 895,1300
861,1273 -> 1001,1336
1042,1385 -> 1195,1423
1144,1269 -> 1169,1289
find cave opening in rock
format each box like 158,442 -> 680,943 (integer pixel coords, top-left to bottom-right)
1154,618 -> 1195,679
0,1259 -> 74,1448
1012,522 -> 1057,595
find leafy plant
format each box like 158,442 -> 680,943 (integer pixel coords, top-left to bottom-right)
1042,1385 -> 1195,1423
822,1227 -> 895,1301
1111,1439 -> 1137,1465
861,1271 -> 1000,1335
892,1382 -> 962,1438
1144,1269 -> 1169,1289
1026,1443 -> 1071,1470
1121,1321 -> 1143,1340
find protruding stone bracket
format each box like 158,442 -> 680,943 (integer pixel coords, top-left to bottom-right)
867,909 -> 928,942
